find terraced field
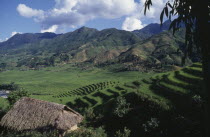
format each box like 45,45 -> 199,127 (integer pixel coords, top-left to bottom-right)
0,63 -> 203,114
51,62 -> 203,112
137,62 -> 203,110
52,62 -> 203,118
154,63 -> 202,95
52,80 -> 138,110
0,65 -> 155,109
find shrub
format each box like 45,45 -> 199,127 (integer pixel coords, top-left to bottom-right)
64,127 -> 107,137
115,127 -> 131,137
84,108 -> 96,120
7,89 -> 30,106
192,95 -> 203,104
192,95 -> 203,108
132,81 -> 141,87
113,97 -> 130,118
0,82 -> 19,91
0,130 -> 58,137
142,118 -> 160,132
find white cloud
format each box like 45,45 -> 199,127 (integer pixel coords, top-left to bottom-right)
0,38 -> 8,42
73,0 -> 137,18
11,31 -> 21,37
122,0 -> 168,31
0,31 -> 22,42
17,4 -> 44,18
17,0 -> 138,32
17,0 -> 168,32
41,25 -> 58,33
122,17 -> 145,31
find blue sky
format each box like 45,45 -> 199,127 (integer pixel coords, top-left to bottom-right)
0,0 -> 167,41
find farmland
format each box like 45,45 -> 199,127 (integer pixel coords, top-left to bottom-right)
0,64 -> 154,108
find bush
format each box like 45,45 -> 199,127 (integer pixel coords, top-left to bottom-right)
84,108 -> 96,120
115,127 -> 131,137
142,118 -> 160,132
192,95 -> 203,104
64,127 -> 107,137
132,81 -> 141,87
113,97 -> 130,118
0,130 -> 58,137
7,89 -> 30,106
0,82 -> 19,91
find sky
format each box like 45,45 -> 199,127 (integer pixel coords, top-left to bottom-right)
0,0 -> 168,42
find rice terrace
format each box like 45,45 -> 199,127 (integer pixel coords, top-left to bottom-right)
0,0 -> 209,137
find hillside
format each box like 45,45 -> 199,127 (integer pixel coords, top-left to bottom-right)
115,29 -> 190,71
132,20 -> 171,40
0,63 -> 203,137
0,21 -> 198,72
0,32 -> 58,51
0,27 -> 142,70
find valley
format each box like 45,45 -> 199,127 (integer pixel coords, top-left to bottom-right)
0,21 -> 204,137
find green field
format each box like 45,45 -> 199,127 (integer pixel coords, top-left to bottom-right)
135,62 -> 203,111
0,65 -> 155,108
0,63 -> 204,137
0,63 -> 203,113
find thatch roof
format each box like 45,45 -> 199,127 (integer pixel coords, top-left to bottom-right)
0,97 -> 83,131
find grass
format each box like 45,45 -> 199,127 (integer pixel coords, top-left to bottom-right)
0,66 -> 153,94
0,98 -> 8,110
135,63 -> 203,110
0,63 -> 203,113
0,64 -> 154,107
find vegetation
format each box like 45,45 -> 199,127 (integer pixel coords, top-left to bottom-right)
144,0 -> 209,136
115,127 -> 131,137
7,89 -> 29,105
0,22 -> 201,73
0,10 -> 207,135
0,63 -> 203,137
65,127 -> 107,137
113,97 -> 130,118
0,82 -> 19,91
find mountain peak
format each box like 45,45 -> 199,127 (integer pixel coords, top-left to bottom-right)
132,20 -> 171,40
0,32 -> 58,49
76,26 -> 98,33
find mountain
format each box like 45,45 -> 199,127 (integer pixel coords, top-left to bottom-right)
0,27 -> 141,69
0,22 -> 195,72
0,32 -> 58,50
132,20 -> 171,40
115,29 -> 192,71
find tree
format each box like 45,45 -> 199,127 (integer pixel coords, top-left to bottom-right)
60,53 -> 70,62
49,56 -> 56,66
115,127 -> 131,137
113,97 -> 130,118
144,0 -> 209,136
7,88 -> 29,106
0,63 -> 7,69
65,127 -> 107,137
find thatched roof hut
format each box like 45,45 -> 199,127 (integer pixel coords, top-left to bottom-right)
0,97 -> 83,132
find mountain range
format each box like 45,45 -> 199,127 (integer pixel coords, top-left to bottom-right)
0,21 -> 194,71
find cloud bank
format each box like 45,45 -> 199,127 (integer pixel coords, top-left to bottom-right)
41,25 -> 58,33
17,4 -> 44,18
17,0 -> 168,32
122,17 -> 145,31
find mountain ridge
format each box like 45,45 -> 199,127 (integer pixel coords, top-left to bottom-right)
0,21 -> 194,72
132,20 -> 171,40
